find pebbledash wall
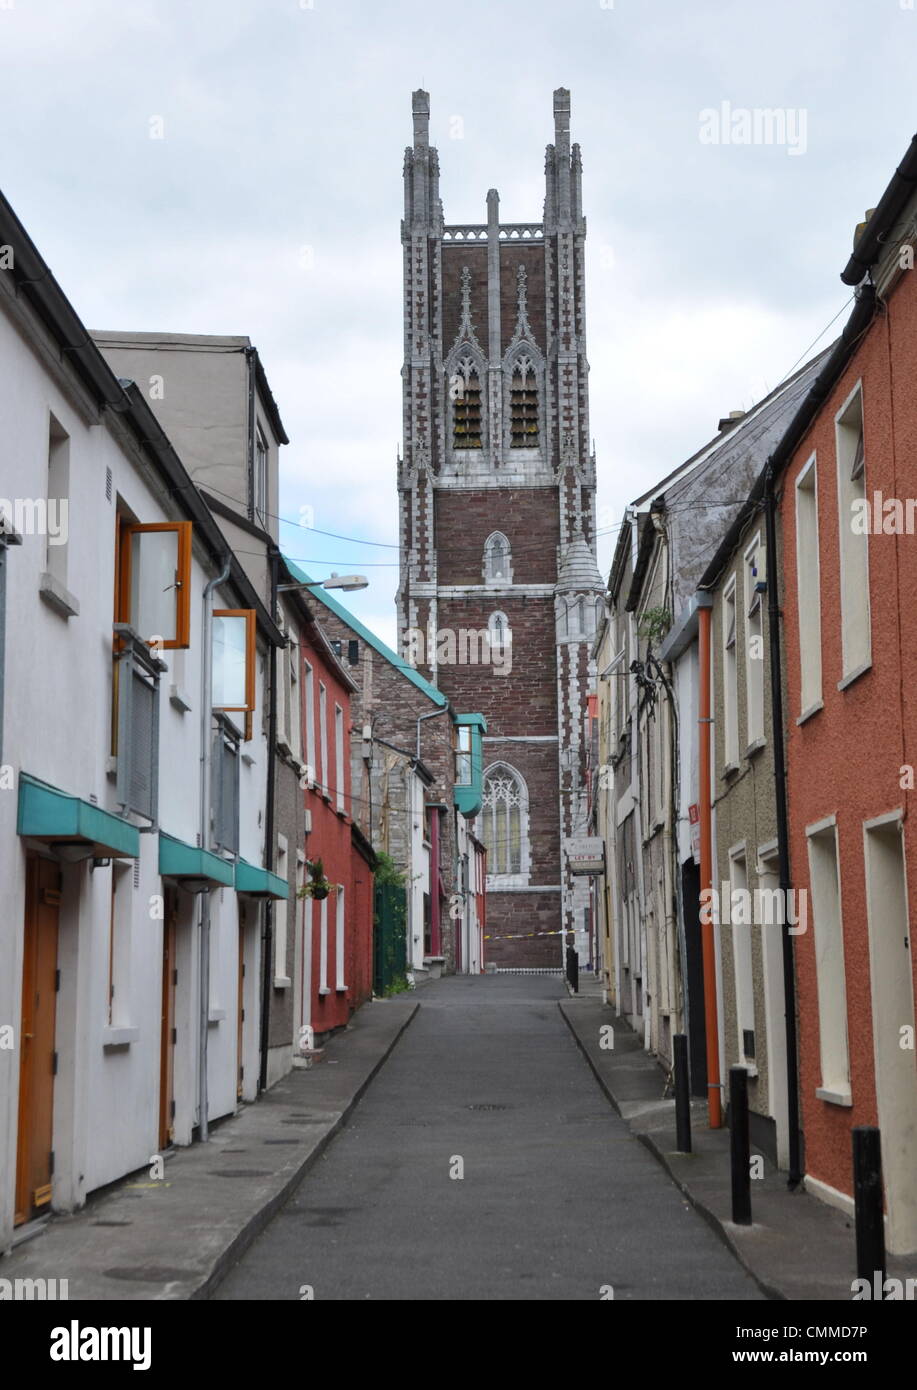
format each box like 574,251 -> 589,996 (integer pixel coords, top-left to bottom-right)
397,88 -> 603,969
0,192 -> 282,1249
779,233 -> 917,1252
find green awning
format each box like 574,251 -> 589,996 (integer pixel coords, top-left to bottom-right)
235,860 -> 289,900
159,833 -> 234,887
17,774 -> 139,858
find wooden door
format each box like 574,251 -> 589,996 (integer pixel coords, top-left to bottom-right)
237,911 -> 245,1100
158,892 -> 177,1149
15,854 -> 61,1225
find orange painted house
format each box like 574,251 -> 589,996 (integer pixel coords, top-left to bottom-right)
775,138 -> 917,1253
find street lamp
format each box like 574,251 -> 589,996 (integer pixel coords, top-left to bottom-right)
277,572 -> 369,594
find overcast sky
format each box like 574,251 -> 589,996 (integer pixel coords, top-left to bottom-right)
1,0 -> 913,645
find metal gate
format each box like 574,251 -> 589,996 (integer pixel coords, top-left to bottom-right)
373,882 -> 407,995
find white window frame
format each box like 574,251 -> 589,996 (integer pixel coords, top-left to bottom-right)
743,533 -> 765,749
319,681 -> 328,798
483,531 -> 513,584
795,453 -> 823,720
303,659 -> 315,786
318,895 -> 329,994
729,843 -> 756,1071
335,887 -> 346,990
806,815 -> 851,1105
274,834 -> 290,987
334,703 -> 345,812
722,575 -> 739,769
835,383 -> 871,685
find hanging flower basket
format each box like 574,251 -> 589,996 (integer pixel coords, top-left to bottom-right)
297,858 -> 338,901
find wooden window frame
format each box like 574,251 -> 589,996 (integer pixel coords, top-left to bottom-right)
213,608 -> 257,713
116,520 -> 192,650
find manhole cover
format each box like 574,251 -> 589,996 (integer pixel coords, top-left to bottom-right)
104,1267 -> 197,1282
92,1220 -> 132,1227
207,1169 -> 272,1178
467,1103 -> 510,1111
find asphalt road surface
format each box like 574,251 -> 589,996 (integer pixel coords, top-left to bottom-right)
215,975 -> 762,1301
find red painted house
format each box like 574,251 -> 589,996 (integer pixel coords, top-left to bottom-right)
288,583 -> 374,1048
776,139 -> 917,1254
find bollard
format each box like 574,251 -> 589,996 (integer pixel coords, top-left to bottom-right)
673,1033 -> 692,1153
729,1066 -> 752,1225
852,1126 -> 886,1298
565,945 -> 579,994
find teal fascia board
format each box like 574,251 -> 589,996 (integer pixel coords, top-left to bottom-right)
17,774 -> 140,858
283,559 -> 449,709
453,712 -> 487,819
159,833 -> 234,887
235,860 -> 289,899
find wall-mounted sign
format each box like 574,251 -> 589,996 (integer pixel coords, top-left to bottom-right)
566,837 -> 605,875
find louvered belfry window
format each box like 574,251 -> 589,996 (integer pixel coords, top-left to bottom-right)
453,366 -> 483,448
510,359 -> 538,448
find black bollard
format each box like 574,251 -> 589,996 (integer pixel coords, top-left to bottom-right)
674,1033 -> 692,1153
729,1066 -> 752,1225
853,1126 -> 886,1299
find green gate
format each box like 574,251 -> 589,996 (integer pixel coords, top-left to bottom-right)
373,881 -> 407,995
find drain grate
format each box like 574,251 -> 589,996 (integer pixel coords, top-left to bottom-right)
207,1169 -> 272,1178
104,1266 -> 197,1282
467,1103 -> 510,1111
263,1138 -> 300,1145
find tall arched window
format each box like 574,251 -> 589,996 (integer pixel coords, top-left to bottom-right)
508,355 -> 539,448
483,532 -> 512,583
451,355 -> 483,449
480,763 -> 530,882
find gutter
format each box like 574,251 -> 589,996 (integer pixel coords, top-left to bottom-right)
840,133 -> 917,286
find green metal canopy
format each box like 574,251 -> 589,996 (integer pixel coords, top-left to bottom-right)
17,774 -> 139,858
159,832 -> 234,887
235,860 -> 289,900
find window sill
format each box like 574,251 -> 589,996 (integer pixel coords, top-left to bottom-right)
102,1026 -> 139,1048
208,1008 -> 226,1025
816,1085 -> 852,1108
722,761 -> 740,778
318,986 -> 331,996
796,699 -> 823,726
741,1062 -> 759,1079
273,976 -> 291,990
837,659 -> 872,692
744,736 -> 766,758
169,685 -> 192,713
39,572 -> 79,619
335,985 -> 348,993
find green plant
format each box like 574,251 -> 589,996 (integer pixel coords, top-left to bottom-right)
639,605 -> 671,646
297,858 -> 337,900
373,851 -> 407,888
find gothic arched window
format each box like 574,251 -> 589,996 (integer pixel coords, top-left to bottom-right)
483,532 -> 512,583
451,355 -> 483,449
509,355 -> 539,448
480,763 -> 530,881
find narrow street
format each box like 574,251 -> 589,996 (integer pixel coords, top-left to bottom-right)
215,977 -> 761,1301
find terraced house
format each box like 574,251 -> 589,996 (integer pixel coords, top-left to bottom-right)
0,191 -> 286,1248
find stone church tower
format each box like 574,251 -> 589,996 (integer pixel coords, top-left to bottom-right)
397,88 -> 603,969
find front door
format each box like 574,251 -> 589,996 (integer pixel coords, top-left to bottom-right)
158,891 -> 177,1149
15,854 -> 61,1225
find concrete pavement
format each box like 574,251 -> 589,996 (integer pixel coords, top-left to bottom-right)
215,976 -> 761,1300
0,997 -> 418,1300
559,996 -> 917,1301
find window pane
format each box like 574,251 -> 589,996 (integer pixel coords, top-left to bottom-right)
509,805 -> 521,872
213,615 -> 248,707
131,529 -> 179,643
